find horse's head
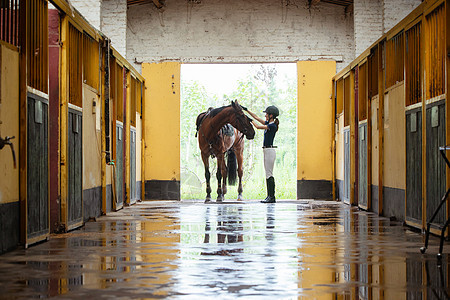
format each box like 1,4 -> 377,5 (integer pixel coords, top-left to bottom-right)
229,100 -> 255,140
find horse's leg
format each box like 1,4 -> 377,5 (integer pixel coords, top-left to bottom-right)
219,154 -> 228,201
236,148 -> 244,201
216,155 -> 226,202
216,159 -> 223,202
202,153 -> 212,202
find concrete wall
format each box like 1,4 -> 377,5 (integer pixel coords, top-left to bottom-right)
127,0 -> 354,72
297,61 -> 336,199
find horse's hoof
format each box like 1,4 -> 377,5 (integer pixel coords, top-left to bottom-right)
217,195 -> 224,202
237,194 -> 243,201
205,197 -> 211,203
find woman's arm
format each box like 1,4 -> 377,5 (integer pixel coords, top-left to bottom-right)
251,120 -> 268,130
246,110 -> 265,125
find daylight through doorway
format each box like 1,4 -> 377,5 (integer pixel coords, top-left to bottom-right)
180,63 -> 297,201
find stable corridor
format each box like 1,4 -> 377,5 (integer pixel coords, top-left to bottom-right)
0,200 -> 448,299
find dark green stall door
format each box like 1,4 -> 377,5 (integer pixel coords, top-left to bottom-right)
116,123 -> 124,209
406,107 -> 422,224
130,128 -> 136,204
27,93 -> 49,240
68,108 -> 82,228
426,101 -> 446,229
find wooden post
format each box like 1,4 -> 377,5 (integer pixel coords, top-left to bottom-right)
421,12 -> 427,231
354,66 -> 359,206
141,82 -> 146,201
125,70 -> 131,205
332,80 -> 336,201
19,0 -> 28,244
60,16 -> 69,230
446,0 -> 450,229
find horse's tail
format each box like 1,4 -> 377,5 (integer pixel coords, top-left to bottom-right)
227,149 -> 237,186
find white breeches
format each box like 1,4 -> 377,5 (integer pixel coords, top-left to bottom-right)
263,148 -> 276,179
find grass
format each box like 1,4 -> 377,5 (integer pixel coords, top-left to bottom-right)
181,168 -> 296,200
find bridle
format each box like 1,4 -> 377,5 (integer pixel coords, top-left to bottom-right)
234,114 -> 252,144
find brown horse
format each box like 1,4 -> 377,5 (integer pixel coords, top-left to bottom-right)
196,100 -> 255,202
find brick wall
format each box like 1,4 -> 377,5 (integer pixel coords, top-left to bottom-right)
354,0 -> 383,57
102,0 -> 127,57
126,0 -> 354,72
70,0 -> 422,73
383,0 -> 422,33
69,0 -> 102,30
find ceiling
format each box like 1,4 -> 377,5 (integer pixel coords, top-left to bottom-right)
127,0 -> 353,9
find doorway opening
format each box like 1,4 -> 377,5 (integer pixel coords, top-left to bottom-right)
180,63 -> 297,200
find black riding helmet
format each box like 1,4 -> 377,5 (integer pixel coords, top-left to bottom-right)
263,105 -> 279,117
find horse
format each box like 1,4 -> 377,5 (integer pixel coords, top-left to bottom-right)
196,100 -> 255,202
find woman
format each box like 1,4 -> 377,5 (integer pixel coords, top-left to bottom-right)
245,105 -> 279,203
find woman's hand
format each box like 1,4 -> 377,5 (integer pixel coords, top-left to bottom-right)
246,110 -> 265,125
251,118 -> 268,130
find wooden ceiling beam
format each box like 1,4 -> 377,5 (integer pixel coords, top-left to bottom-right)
152,0 -> 164,9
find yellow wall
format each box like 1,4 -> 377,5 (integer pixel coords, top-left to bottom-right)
0,44 -> 19,204
297,61 -> 336,181
336,115 -> 344,181
383,85 -> 405,189
82,85 -> 102,190
142,62 -> 180,181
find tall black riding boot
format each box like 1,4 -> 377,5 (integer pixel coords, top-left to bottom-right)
261,178 -> 270,202
261,177 -> 276,203
269,176 -> 276,202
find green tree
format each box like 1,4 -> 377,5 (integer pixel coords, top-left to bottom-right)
180,64 -> 297,200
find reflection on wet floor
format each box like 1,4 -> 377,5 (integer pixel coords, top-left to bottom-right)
0,200 -> 449,299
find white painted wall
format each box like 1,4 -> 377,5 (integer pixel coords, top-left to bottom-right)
383,0 -> 422,33
70,0 -> 422,73
354,0 -> 383,57
101,0 -> 127,57
69,0 -> 102,30
126,0 -> 354,72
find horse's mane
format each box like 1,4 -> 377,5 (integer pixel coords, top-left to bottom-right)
196,105 -> 231,131
208,105 -> 230,118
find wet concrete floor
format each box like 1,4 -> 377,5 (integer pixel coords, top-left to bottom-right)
0,200 -> 449,299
